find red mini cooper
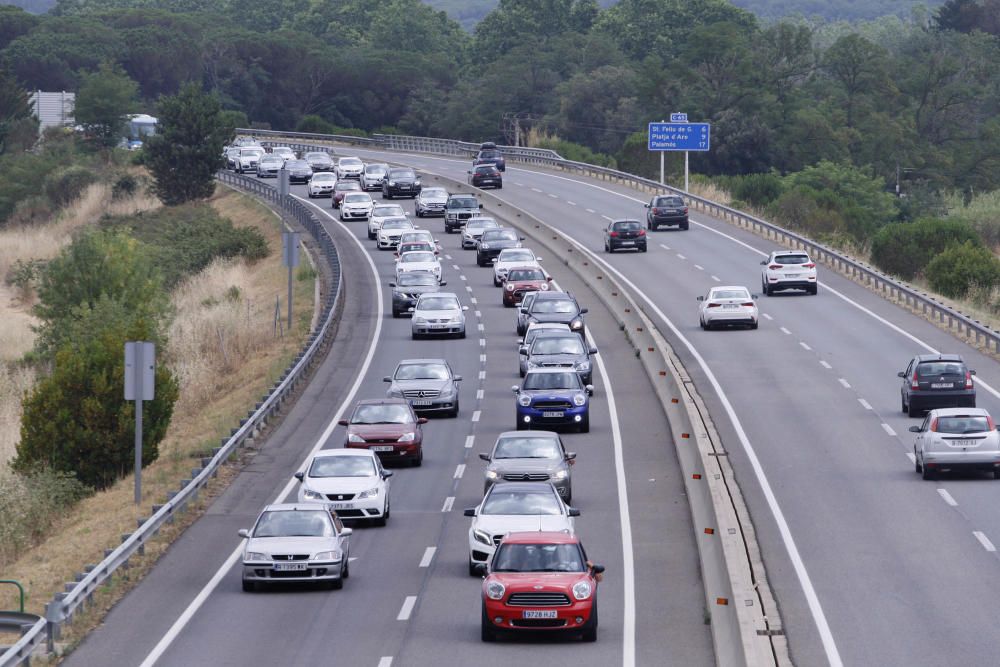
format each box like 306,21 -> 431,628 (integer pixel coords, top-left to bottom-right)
502,266 -> 551,308
476,531 -> 604,642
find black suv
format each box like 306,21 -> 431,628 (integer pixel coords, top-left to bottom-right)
645,195 -> 689,230
383,167 -> 421,199
899,354 -> 976,417
522,292 -> 588,337
474,142 -> 506,171
603,219 -> 647,253
476,229 -> 523,266
444,194 -> 483,234
469,164 -> 503,189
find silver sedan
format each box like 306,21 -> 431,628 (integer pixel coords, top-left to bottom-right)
480,430 -> 575,502
911,408 -> 1000,480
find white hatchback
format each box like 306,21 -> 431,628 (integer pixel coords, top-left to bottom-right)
911,408 -> 1000,480
295,449 -> 393,525
493,248 -> 542,287
761,251 -> 818,295
369,204 -> 408,240
340,192 -> 374,221
698,286 -> 759,330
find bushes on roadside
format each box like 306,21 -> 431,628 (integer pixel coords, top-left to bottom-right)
925,241 -> 1000,299
43,165 -> 99,208
870,218 -> 983,280
0,465 -> 90,567
535,137 -> 616,168
729,172 -> 784,208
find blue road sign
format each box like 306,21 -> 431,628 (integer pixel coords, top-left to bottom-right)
648,122 -> 710,152
670,113 -> 688,122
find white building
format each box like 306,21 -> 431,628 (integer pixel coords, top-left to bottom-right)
28,91 -> 75,131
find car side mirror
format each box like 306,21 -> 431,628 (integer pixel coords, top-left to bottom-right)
519,346 -> 527,355
479,203 -> 484,209
389,282 -> 396,287
467,170 -> 472,174
418,417 -> 428,424
383,470 -> 394,478
511,385 -> 519,393
519,236 -> 525,241
479,453 -> 491,462
752,295 -> 759,300
591,564 -> 605,575
519,308 -> 527,314
970,370 -> 977,375
697,296 -> 705,301
908,426 -> 921,433
472,563 -> 488,576
566,452 -> 576,461
340,527 -> 353,537
294,472 -> 304,482
644,203 -> 651,208
897,371 -> 905,378
464,508 -> 477,517
238,528 -> 250,538
567,507 -> 581,517
536,257 -> 543,262
579,308 -> 588,314
586,385 -> 594,396
405,212 -> 410,216
760,260 -> 767,266
383,376 -> 392,382
338,419 -> 349,426
589,347 -> 598,355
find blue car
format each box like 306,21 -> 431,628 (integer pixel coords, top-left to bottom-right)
513,368 -> 593,433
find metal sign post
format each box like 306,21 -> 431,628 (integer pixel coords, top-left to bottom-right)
282,232 -> 300,330
648,115 -> 710,193
278,166 -> 289,199
124,342 -> 155,505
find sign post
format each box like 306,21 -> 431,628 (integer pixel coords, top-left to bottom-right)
282,231 -> 300,330
648,116 -> 710,193
124,342 -> 155,505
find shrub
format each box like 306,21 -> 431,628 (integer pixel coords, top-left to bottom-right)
925,241 -> 1000,298
0,465 -> 90,567
534,138 -> 616,168
870,218 -> 982,280
111,173 -> 139,200
43,165 -> 99,208
296,115 -> 335,134
730,172 -> 785,208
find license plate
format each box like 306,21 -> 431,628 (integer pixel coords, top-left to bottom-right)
784,273 -> 801,278
948,439 -> 979,448
723,304 -> 738,309
930,383 -> 953,389
411,399 -> 432,406
523,610 -> 558,619
664,209 -> 677,214
542,411 -> 564,418
328,502 -> 354,510
621,241 -> 634,246
273,563 -> 307,571
371,445 -> 395,452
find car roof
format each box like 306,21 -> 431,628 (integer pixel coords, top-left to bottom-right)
311,449 -> 376,459
356,398 -> 410,406
612,218 -> 642,224
488,481 -> 557,493
927,407 -> 990,417
418,291 -> 458,299
507,265 -> 545,273
916,354 -> 965,362
397,358 -> 447,365
261,503 -> 332,512
501,531 -> 579,545
525,367 -> 578,375
399,250 -> 433,257
448,194 -> 478,200
526,323 -> 570,332
496,429 -> 559,439
533,291 -> 572,300
712,285 -> 750,292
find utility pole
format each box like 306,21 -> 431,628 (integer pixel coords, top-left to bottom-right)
282,231 -> 300,330
125,342 -> 155,505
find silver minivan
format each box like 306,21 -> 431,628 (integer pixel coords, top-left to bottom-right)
910,407 -> 1000,480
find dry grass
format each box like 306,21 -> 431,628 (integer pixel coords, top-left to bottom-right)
0,187 -> 316,620
0,364 -> 35,467
688,181 -> 733,206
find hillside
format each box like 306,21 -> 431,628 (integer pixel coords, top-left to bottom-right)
730,0 -> 945,21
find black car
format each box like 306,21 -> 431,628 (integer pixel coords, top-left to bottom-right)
383,167 -> 422,199
474,142 -> 506,171
469,164 -> 503,189
522,292 -> 587,337
645,195 -> 689,230
603,219 -> 647,253
304,151 -> 335,172
284,159 -> 314,184
899,354 -> 976,417
390,272 -> 444,318
476,229 -> 523,266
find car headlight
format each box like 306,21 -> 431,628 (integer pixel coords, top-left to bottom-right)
414,179 -> 421,186
398,432 -> 415,442
572,580 -> 592,600
576,361 -> 590,371
387,387 -> 403,397
570,319 -> 583,330
474,528 -> 493,546
552,469 -> 568,480
540,283 -> 550,290
356,487 -> 380,499
486,580 -> 506,600
526,360 -> 539,369
451,315 -> 463,324
388,181 -> 396,186
505,284 -> 515,291
245,551 -> 268,561
573,393 -> 587,406
480,243 -> 490,249
485,470 -> 500,480
348,433 -> 365,443
518,394 -> 532,407
302,488 -> 325,501
313,550 -> 342,562
413,316 -> 427,324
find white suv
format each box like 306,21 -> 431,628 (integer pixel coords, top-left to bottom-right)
295,449 -> 393,526
760,251 -> 817,295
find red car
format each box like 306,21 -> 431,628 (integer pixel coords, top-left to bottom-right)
502,266 -> 551,307
331,180 -> 362,209
339,399 -> 426,466
476,532 -> 603,642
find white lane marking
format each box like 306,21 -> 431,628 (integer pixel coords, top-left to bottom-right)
858,398 -> 872,410
567,201 -> 577,206
465,435 -> 475,449
586,208 -> 596,213
906,452 -> 916,464
444,254 -> 452,260
475,310 -> 482,318
694,264 -> 704,271
676,253 -> 686,260
514,182 -> 524,186
937,489 -> 958,507
460,275 -> 467,281
419,547 -> 436,568
779,326 -> 791,335
477,323 -> 485,331
140,197 -> 386,667
548,193 -> 559,199
601,215 -> 614,221
454,464 -> 465,479
479,338 -> 486,347
838,378 -> 851,389
974,531 -> 996,552
531,187 -> 543,193
542,229 -> 842,667
452,264 -> 460,270
378,658 -> 393,667
470,297 -> 477,304
476,389 -> 484,399
480,354 -> 486,363
711,275 -> 721,282
441,497 -> 454,512
659,244 -> 671,251
478,370 -> 486,380
762,313 -> 773,320
472,410 -> 481,422
800,342 -> 812,351
466,286 -> 473,292
882,423 -> 897,437
397,596 -> 417,621
820,360 -> 833,369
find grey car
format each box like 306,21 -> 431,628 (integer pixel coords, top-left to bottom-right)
411,292 -> 468,339
256,154 -> 284,178
522,291 -> 587,338
910,407 -> 1000,480
515,291 -> 539,336
480,431 -> 575,502
305,151 -> 335,173
518,323 -> 572,376
284,159 -> 314,184
239,503 -> 353,591
384,358 -> 462,417
391,272 -> 444,318
523,331 -> 597,385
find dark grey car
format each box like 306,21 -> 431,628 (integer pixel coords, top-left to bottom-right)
899,354 -> 976,417
476,229 -> 523,266
524,332 -> 597,385
480,431 -> 575,501
384,358 -> 461,417
390,272 -> 444,318
522,292 -> 587,338
284,159 -> 314,184
305,151 -> 335,172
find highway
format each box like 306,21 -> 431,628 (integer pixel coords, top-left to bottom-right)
65,176 -> 713,666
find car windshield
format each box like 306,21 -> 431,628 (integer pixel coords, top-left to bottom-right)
306,152 -> 328,160
448,198 -> 477,209
366,165 -> 387,174
390,169 -> 416,179
336,182 -> 361,191
532,299 -> 576,314
480,150 -> 501,159
253,509 -> 333,538
774,255 -> 810,265
261,156 -> 282,164
399,243 -> 432,254
468,220 -> 498,230
340,158 -> 362,166
312,173 -> 335,181
523,372 -> 581,390
508,268 -> 545,282
492,543 -> 584,573
936,416 -> 990,434
343,193 -> 370,203
374,205 -> 405,217
655,196 -> 684,207
494,436 -> 561,459
397,273 -> 438,287
422,188 -> 447,198
917,362 -> 965,377
525,326 -> 568,345
500,250 -> 534,262
351,404 -> 412,424
401,252 -> 435,263
481,489 -> 562,515
399,233 -> 431,243
531,337 -> 585,355
395,363 -> 449,380
711,290 -> 749,300
476,166 -> 497,173
418,296 -> 459,311
382,220 -> 412,230
309,456 -> 377,478
613,221 -> 641,231
286,160 -> 309,169
241,149 -> 263,157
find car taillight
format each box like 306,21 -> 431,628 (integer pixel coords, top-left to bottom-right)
803,263 -> 816,268
638,229 -> 646,236
768,264 -> 781,270
988,416 -> 996,430
653,208 -> 662,214
911,377 -> 920,390
966,371 -> 974,389
682,207 -> 689,214
741,302 -> 754,307
609,231 -> 618,237
929,417 -> 938,432
706,303 -> 721,308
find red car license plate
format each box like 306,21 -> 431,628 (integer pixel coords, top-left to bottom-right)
523,609 -> 558,619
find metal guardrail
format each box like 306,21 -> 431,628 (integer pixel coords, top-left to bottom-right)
249,129 -> 1000,355
0,172 -> 342,667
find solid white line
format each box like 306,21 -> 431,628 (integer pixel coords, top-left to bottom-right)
472,410 -> 481,422
906,452 -> 916,464
937,489 -> 958,507
711,275 -> 720,282
676,253 -> 686,260
838,378 -> 851,389
694,264 -> 704,271
779,326 -> 791,335
974,531 -> 996,552
762,313 -> 773,320
567,201 -> 577,206
378,658 -> 393,667
419,547 -> 436,568
659,244 -> 671,251
441,497 -> 454,512
820,360 -> 832,369
586,208 -> 596,213
881,423 -> 897,437
397,596 -> 417,620
478,370 -> 486,380
454,464 -> 465,479
858,398 -> 872,410
800,342 -> 812,351
465,435 -> 475,449
476,389 -> 484,399
140,197 -> 386,667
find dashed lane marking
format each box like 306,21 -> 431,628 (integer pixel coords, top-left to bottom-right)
472,410 -> 481,422
779,326 -> 791,335
762,313 -> 773,320
476,389 -> 484,399
397,596 -> 417,621
858,399 -> 872,410
800,342 -> 812,351
882,423 -> 897,437
454,464 -> 465,479
938,489 -> 958,507
419,548 -> 436,568
838,378 -> 851,389
820,360 -> 832,369
974,531 -> 996,552
441,497 -> 454,512
465,436 -> 475,448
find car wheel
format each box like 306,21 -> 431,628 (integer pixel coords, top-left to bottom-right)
579,415 -> 590,433
497,183 -> 503,189
481,603 -> 498,642
914,450 -> 922,473
458,330 -> 466,339
901,396 -> 907,413
451,400 -> 460,418
307,192 -> 314,198
580,600 -> 598,642
750,321 -> 758,330
412,450 -> 423,467
331,573 -> 344,590
384,497 -> 391,521
700,318 -> 706,330
242,578 -> 256,592
343,557 -> 350,578
908,401 -> 920,418
921,462 -> 936,481
640,245 -> 647,252
681,223 -> 689,230
374,499 -> 388,527
564,490 -> 572,505
392,310 -> 400,318
993,468 -> 1000,480
809,285 -> 819,295
416,209 -> 422,217
470,559 -> 481,577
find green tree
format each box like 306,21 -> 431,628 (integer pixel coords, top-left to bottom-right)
870,218 -> 982,279
0,67 -> 34,154
822,34 -> 889,130
0,5 -> 40,51
74,62 -> 139,147
144,83 -> 229,205
925,240 -> 1000,298
936,0 -> 1000,36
